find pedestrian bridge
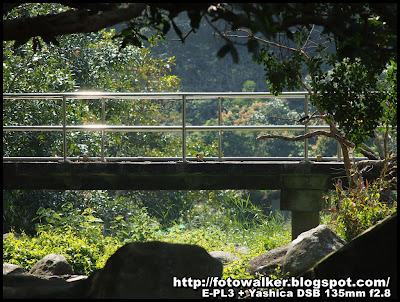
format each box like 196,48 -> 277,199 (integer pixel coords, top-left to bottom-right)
3,92 -> 381,239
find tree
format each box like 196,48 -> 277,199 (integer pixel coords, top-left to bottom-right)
222,25 -> 396,189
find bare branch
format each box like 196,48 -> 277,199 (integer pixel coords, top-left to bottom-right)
256,130 -> 335,141
301,24 -> 314,49
309,114 -> 327,121
171,28 -> 195,42
360,143 -> 380,160
236,28 -> 311,60
256,130 -> 354,149
205,18 -> 248,46
373,130 -> 385,159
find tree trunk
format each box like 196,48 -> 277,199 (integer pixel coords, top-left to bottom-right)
340,143 -> 358,190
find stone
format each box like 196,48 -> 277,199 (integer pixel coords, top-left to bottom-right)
3,273 -> 87,299
301,212 -> 397,298
3,232 -> 22,240
3,263 -> 27,275
209,251 -> 239,264
283,225 -> 346,276
231,243 -> 250,255
85,241 -> 223,299
246,243 -> 291,277
29,254 -> 73,277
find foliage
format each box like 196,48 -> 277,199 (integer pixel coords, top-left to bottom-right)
3,27 -> 181,158
3,204 -> 291,278
377,60 -> 397,134
324,166 -> 397,241
2,190 -> 88,235
3,228 -> 120,275
56,29 -> 180,92
255,25 -> 396,149
311,136 -> 338,158
315,58 -> 395,147
5,4 -> 396,74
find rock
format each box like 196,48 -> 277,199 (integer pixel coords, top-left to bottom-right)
3,263 -> 27,275
209,251 -> 239,264
301,212 -> 397,298
3,232 -> 22,240
246,243 -> 291,276
283,225 -> 345,276
29,254 -> 73,277
85,241 -> 223,299
231,243 -> 250,255
3,273 -> 86,299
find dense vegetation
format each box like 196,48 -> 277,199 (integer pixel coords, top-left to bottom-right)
3,3 -> 397,280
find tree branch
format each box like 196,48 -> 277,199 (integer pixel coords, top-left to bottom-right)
256,130 -> 354,149
222,28 -> 311,60
3,3 -> 147,42
257,130 -> 333,141
360,143 -> 380,160
356,159 -> 389,169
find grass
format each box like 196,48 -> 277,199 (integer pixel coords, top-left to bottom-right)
3,204 -> 292,279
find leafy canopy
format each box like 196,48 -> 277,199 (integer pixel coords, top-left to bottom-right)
254,22 -> 396,148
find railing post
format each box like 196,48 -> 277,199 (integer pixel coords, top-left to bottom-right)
182,95 -> 187,163
101,99 -> 105,162
304,94 -> 309,162
218,97 -> 223,161
62,96 -> 67,162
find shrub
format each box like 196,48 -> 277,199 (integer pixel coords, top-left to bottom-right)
3,228 -> 120,275
325,164 -> 397,241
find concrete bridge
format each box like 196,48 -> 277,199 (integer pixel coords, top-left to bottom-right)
3,92 -> 381,239
3,160 -> 382,239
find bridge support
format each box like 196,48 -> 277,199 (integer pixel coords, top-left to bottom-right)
280,189 -> 327,240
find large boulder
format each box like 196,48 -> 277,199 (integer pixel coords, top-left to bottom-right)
29,254 -> 73,277
283,225 -> 346,276
3,273 -> 86,299
301,212 -> 397,298
85,241 -> 223,299
3,254 -> 85,299
246,243 -> 291,277
3,263 -> 27,275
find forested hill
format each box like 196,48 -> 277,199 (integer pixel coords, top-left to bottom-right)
144,14 -> 270,92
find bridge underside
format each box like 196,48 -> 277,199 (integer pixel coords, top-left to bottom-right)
3,161 -> 380,190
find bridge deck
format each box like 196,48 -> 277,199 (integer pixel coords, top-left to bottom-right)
3,161 -> 381,190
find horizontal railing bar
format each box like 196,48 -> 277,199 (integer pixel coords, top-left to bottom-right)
4,125 -> 395,132
3,126 -> 64,131
3,91 -> 309,100
187,125 -> 329,132
3,125 -> 332,132
3,156 -> 368,162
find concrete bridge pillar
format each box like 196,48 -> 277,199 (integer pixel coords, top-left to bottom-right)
279,173 -> 330,240
280,189 -> 327,240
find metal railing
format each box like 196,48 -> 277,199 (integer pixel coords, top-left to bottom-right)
3,92 -> 361,163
